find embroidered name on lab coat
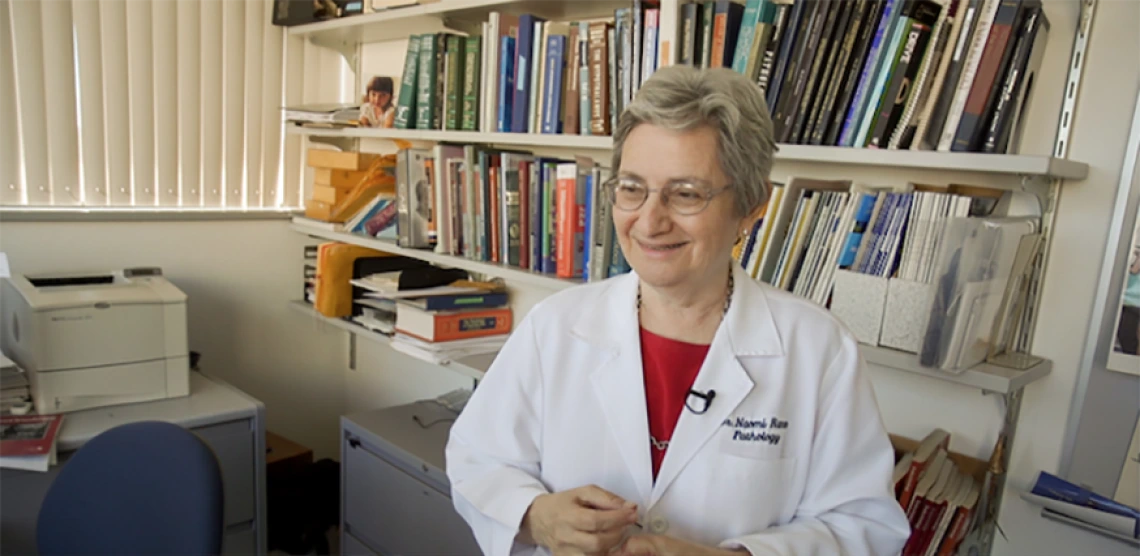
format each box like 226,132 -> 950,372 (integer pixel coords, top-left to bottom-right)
721,416 -> 788,445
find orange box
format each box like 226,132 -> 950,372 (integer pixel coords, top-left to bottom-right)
313,167 -> 370,189
305,199 -> 334,221
311,184 -> 345,205
306,149 -> 380,171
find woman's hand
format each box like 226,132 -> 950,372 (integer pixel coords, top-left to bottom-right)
520,485 -> 639,555
615,535 -> 750,556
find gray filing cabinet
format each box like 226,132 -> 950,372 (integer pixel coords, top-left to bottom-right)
0,372 -> 267,555
340,401 -> 480,555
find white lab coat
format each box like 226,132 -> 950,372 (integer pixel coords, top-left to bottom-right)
445,264 -> 910,556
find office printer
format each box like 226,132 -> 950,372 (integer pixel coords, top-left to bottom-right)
0,267 -> 190,414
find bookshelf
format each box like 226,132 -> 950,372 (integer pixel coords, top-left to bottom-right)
286,1 -> 1095,553
292,216 -> 1052,395
289,126 -> 1089,180
288,300 -> 492,380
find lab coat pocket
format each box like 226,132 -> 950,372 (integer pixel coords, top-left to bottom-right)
716,456 -> 800,531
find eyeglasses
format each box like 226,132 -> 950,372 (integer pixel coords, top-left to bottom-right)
604,177 -> 731,215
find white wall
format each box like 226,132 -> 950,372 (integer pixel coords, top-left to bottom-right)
0,219 -> 349,460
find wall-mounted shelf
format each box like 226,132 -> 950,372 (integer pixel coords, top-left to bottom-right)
287,125 -> 613,151
861,344 -> 1051,395
287,0 -> 631,46
291,217 -> 580,291
288,127 -> 1088,181
288,300 -> 492,380
292,217 -> 1052,394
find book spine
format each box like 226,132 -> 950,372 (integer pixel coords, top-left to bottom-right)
433,34 -> 446,129
579,22 -> 592,136
444,35 -> 465,131
699,1 -> 715,69
854,12 -> 912,147
732,0 -> 762,73
982,2 -> 1041,153
791,0 -> 849,144
530,161 -> 543,271
542,34 -> 566,134
462,36 -> 482,131
871,1 -> 942,148
394,35 -> 421,129
642,9 -> 660,85
419,309 -> 513,342
530,21 -> 546,134
564,24 -> 581,135
497,36 -> 515,132
519,159 -> 530,269
512,15 -> 538,133
574,163 -> 590,278
813,0 -> 872,144
421,292 -> 509,311
609,25 -> 620,133
544,162 -> 558,273
588,23 -> 611,135
757,3 -> 790,97
556,163 -> 577,278
923,0 -> 981,149
489,164 -> 500,263
415,34 -> 438,130
681,3 -> 697,65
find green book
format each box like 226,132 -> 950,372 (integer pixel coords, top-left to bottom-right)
394,35 -> 421,129
462,36 -> 482,131
415,34 -> 439,130
444,35 -> 466,131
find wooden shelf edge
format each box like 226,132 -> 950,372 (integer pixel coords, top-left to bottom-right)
861,344 -> 1051,395
287,126 -> 1087,179
288,300 -> 488,380
290,218 -> 581,291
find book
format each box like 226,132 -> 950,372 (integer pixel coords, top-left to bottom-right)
395,304 -> 512,343
0,414 -> 64,472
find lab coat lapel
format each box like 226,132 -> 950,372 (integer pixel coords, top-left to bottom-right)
578,273 -> 654,504
649,265 -> 781,505
649,344 -> 753,506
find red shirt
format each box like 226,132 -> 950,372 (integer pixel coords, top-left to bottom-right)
639,327 -> 710,479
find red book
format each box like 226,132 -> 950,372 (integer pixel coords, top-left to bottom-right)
1,414 -> 63,457
555,163 -> 579,278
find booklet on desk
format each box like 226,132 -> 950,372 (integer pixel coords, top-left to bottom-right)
1,414 -> 64,472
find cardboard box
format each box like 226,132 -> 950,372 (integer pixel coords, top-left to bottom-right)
306,149 -> 380,171
305,199 -> 334,221
313,167 -> 370,189
311,184 -> 345,205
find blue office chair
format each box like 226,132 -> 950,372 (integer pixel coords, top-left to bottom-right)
36,420 -> 225,555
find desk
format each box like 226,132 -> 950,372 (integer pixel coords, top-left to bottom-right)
0,372 -> 267,555
340,401 -> 479,555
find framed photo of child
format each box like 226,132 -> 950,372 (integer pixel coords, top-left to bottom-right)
360,75 -> 396,128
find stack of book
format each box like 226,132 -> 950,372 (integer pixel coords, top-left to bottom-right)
395,146 -> 628,282
681,0 -> 1050,154
892,428 -> 982,556
350,272 -> 512,365
304,149 -> 399,239
393,2 -> 664,136
1,352 -> 31,416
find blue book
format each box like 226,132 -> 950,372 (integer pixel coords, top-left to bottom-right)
859,193 -> 898,274
529,158 -> 546,271
838,0 -> 902,146
739,218 -> 764,270
582,172 -> 594,282
731,0 -> 765,74
838,193 -> 878,268
854,13 -> 912,147
512,15 -> 545,133
497,36 -> 516,133
541,34 -> 566,134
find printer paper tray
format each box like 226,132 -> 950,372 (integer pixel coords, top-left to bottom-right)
33,357 -> 188,414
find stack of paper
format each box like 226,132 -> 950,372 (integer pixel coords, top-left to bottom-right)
1,352 -> 32,415
390,333 -> 505,366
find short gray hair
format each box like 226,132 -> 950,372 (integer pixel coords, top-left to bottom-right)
612,66 -> 777,216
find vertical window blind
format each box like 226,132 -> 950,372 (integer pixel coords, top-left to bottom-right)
0,0 -> 344,210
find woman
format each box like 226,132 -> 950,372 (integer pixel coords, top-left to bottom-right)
445,66 -> 910,556
359,76 -> 395,128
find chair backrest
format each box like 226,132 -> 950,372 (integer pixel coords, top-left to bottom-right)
37,420 -> 224,555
